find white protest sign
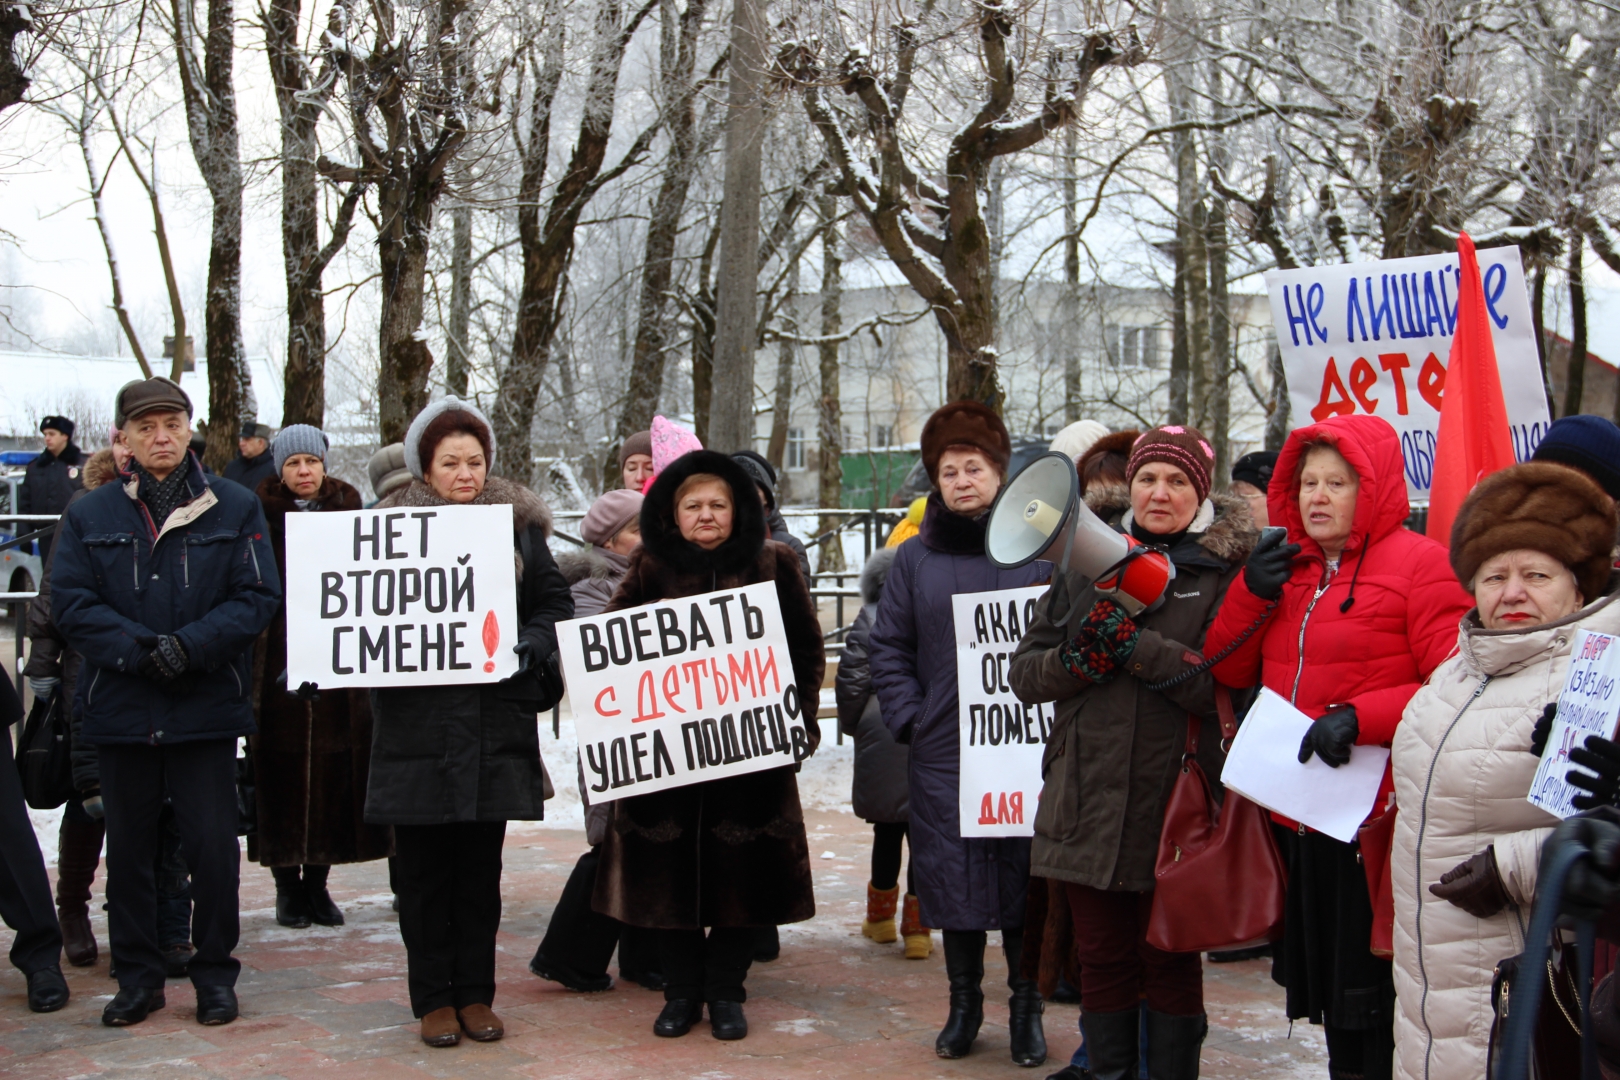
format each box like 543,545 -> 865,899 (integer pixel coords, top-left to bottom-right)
1528,628 -> 1620,819
284,504 -> 520,689
954,586 -> 1054,838
556,581 -> 812,803
1265,246 -> 1550,501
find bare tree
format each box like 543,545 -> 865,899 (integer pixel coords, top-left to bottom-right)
814,191 -> 843,573
1,1 -> 31,114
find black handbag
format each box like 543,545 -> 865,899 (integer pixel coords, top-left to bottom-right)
235,745 -> 257,838
16,689 -> 74,810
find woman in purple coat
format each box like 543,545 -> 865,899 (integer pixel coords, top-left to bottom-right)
869,402 -> 1051,1067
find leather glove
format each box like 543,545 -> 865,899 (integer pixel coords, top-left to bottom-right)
1529,702 -> 1557,758
27,676 -> 59,700
138,635 -> 188,684
1569,734 -> 1620,811
1430,846 -> 1510,919
1541,813 -> 1620,923
1059,598 -> 1141,685
1244,528 -> 1302,602
1298,705 -> 1358,768
293,681 -> 321,702
513,640 -> 536,676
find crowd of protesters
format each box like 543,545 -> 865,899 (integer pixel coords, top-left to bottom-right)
9,385 -> 1620,1078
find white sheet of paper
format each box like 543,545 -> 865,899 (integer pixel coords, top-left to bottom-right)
1220,687 -> 1390,843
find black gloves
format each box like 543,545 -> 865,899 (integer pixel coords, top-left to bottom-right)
1429,846 -> 1510,919
513,640 -> 537,676
1529,702 -> 1557,758
1541,813 -> 1620,923
1299,705 -> 1358,768
138,635 -> 189,684
275,669 -> 321,701
1244,528 -> 1301,602
1569,735 -> 1620,811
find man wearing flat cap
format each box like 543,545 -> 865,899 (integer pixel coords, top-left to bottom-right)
22,416 -> 84,557
51,377 -> 281,1029
223,422 -> 276,493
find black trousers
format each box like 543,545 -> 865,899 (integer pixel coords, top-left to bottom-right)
658,927 -> 754,1004
0,724 -> 62,975
100,739 -> 239,988
537,848 -> 622,976
394,821 -> 505,1017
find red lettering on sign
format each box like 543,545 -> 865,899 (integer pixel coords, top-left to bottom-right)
1311,358 -> 1357,422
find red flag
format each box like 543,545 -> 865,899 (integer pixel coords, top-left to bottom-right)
1426,233 -> 1516,546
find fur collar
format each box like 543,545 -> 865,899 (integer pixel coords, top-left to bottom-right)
557,546 -> 628,586
1091,490 -> 1257,569
82,449 -> 119,490
918,491 -> 989,556
639,450 -> 768,576
258,475 -> 364,520
376,474 -> 553,536
859,546 -> 898,603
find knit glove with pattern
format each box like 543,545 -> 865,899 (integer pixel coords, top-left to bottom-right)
1059,598 -> 1141,685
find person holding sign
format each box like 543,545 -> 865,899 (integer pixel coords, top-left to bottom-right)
1389,462 -> 1620,1080
1206,415 -> 1471,1080
363,398 -> 572,1048
589,449 -> 825,1042
868,402 -> 1052,1065
248,425 -> 392,931
1009,426 -> 1258,1080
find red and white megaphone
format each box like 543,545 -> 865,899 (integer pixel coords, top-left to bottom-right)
985,451 -> 1173,616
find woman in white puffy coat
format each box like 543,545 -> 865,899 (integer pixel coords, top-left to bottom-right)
1391,461 -> 1619,1080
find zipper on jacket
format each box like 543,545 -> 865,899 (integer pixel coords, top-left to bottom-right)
1288,572 -> 1335,704
183,542 -> 189,587
1413,676 -> 1491,1080
85,668 -> 100,706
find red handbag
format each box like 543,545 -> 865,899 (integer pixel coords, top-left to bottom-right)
1146,691 -> 1288,954
1358,798 -> 1397,959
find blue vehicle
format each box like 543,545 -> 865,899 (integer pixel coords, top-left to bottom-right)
0,468 -> 47,613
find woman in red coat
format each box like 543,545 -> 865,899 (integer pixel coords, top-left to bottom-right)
1205,414 -> 1471,1080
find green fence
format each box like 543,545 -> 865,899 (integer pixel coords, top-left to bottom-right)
840,449 -> 920,509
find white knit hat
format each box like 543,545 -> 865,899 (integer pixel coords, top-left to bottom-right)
403,396 -> 497,480
1048,419 -> 1111,465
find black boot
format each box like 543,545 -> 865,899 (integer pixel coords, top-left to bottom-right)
303,865 -> 344,926
1144,1009 -> 1206,1080
56,817 -> 104,966
935,930 -> 986,1059
272,866 -> 312,928
1004,928 -> 1046,1067
1081,1008 -> 1140,1080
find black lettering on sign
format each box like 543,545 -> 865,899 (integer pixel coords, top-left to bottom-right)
420,623 -> 445,671
586,742 -> 609,793
708,595 -> 735,642
974,603 -> 989,644
719,714 -> 744,764
409,511 -> 437,556
969,703 -> 985,745
424,567 -> 448,612
385,513 -> 407,559
681,721 -> 701,770
630,732 -> 652,782
700,718 -> 722,766
768,704 -> 789,753
688,604 -> 715,649
581,624 -> 609,672
332,627 -> 354,674
399,568 -> 422,614
360,626 -> 388,673
321,573 -> 346,618
989,602 -> 1007,642
605,618 -> 632,666
393,624 -> 416,672
449,622 -> 471,669
656,608 -> 687,656
451,567 -> 474,612
610,738 -> 633,788
372,569 -> 395,616
346,570 -> 370,616
741,594 -> 765,639
791,725 -> 810,762
354,516 -> 380,561
630,611 -> 655,662
651,730 -> 675,777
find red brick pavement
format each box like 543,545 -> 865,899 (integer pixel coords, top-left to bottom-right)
0,806 -> 1328,1079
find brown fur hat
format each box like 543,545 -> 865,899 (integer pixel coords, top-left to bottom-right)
1077,430 -> 1139,496
920,401 -> 1011,484
1450,462 -> 1619,602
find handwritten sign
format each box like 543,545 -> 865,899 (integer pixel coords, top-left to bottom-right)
1528,628 -> 1620,819
954,586 -> 1054,837
1265,247 -> 1550,500
284,505 -> 520,688
556,582 -> 811,803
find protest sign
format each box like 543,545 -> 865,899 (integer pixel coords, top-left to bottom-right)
954,586 -> 1054,838
284,504 -> 520,689
556,581 -> 812,803
1528,628 -> 1620,819
1265,246 -> 1550,500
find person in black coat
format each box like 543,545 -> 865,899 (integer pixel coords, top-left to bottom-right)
731,450 -> 813,584
365,397 -> 572,1049
21,416 -> 84,557
0,665 -> 69,1013
222,423 -> 275,492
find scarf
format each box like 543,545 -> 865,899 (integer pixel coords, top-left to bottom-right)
133,461 -> 190,531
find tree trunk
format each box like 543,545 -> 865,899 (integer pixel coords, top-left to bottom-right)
1566,230 -> 1587,418
1168,242 -> 1189,426
1062,123 -> 1080,423
765,250 -> 798,471
445,203 -> 473,397
1530,263 -> 1555,418
0,4 -> 30,116
376,181 -> 436,446
815,195 -> 844,574
690,217 -> 722,446
706,0 -> 767,453
1170,66 -> 1209,433
1207,199 -> 1232,487
1264,341 -> 1289,451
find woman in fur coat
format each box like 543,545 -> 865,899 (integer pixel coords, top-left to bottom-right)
591,449 -> 824,1042
367,398 -> 573,1048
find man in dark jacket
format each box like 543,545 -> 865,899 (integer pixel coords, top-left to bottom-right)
731,450 -> 812,583
222,422 -> 275,491
52,376 -> 281,1029
21,415 -> 84,557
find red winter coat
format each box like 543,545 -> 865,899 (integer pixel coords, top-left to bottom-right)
1208,414 -> 1472,829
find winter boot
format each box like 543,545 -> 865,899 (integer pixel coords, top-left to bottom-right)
862,883 -> 900,944
56,817 -> 104,966
1005,927 -> 1046,1067
303,865 -> 344,926
1081,1008 -> 1142,1080
1143,1009 -> 1206,1080
272,866 -> 312,928
935,930 -> 986,1059
900,893 -> 933,959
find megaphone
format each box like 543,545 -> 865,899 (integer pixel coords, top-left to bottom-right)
985,451 -> 1173,616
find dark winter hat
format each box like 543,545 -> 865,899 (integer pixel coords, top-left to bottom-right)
619,430 -> 653,467
1532,414 -> 1620,502
240,422 -> 274,441
1076,429 -> 1139,496
272,423 -> 328,475
1231,450 -> 1279,492
115,377 -> 192,426
731,449 -> 778,507
920,401 -> 1011,484
581,489 -> 643,547
1126,425 -> 1216,504
39,415 -> 74,439
1450,461 -> 1618,603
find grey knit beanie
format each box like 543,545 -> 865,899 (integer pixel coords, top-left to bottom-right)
404,396 -> 497,480
273,424 -> 328,475
368,442 -> 411,499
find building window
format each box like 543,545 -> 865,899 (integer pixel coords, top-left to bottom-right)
873,424 -> 894,448
786,427 -> 807,470
1104,324 -> 1162,369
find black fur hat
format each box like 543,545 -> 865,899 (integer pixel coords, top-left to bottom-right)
640,450 -> 769,576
